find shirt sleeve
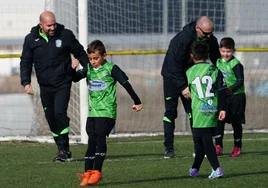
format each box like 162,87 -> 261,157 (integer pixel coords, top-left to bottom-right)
208,36 -> 221,65
217,70 -> 227,111
20,35 -> 33,86
69,31 -> 88,72
111,65 -> 141,105
111,64 -> 129,84
165,36 -> 190,92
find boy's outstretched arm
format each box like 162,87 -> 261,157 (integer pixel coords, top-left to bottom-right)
111,64 -> 143,112
217,70 -> 227,120
71,59 -> 87,82
122,81 -> 143,112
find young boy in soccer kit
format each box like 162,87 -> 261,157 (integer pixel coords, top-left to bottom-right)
214,37 -> 246,157
186,41 -> 226,179
73,40 -> 143,186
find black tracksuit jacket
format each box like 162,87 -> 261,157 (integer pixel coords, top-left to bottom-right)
20,23 -> 88,88
161,21 -> 221,93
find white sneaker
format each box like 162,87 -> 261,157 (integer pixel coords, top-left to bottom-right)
208,167 -> 223,179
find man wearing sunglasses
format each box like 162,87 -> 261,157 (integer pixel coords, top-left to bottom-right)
161,16 -> 221,159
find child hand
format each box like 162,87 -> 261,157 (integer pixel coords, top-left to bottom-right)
132,104 -> 143,112
225,88 -> 232,95
72,59 -> 80,69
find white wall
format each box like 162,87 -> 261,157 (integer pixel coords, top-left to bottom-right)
0,0 -> 46,39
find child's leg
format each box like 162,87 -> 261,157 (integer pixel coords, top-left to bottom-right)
192,136 -> 205,170
94,118 -> 115,172
232,121 -> 243,148
215,120 -> 225,147
85,117 -> 97,171
203,134 -> 220,170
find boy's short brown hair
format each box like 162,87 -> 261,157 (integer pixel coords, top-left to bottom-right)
87,40 -> 106,55
219,37 -> 235,49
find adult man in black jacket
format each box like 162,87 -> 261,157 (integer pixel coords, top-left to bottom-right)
161,16 -> 221,158
20,11 -> 88,162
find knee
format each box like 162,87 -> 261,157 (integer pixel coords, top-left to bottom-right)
164,111 -> 177,121
54,111 -> 69,122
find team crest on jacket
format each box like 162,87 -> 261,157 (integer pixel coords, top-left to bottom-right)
55,39 -> 62,47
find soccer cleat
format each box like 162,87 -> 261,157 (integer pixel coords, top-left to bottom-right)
66,151 -> 73,162
88,170 -> 103,185
53,150 -> 73,162
77,170 -> 93,187
215,145 -> 223,155
189,168 -> 199,177
208,167 -> 223,179
230,146 -> 242,157
164,150 -> 175,159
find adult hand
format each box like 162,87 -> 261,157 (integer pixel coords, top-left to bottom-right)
72,59 -> 80,69
24,84 -> 34,95
182,87 -> 191,99
132,104 -> 143,112
218,110 -> 226,121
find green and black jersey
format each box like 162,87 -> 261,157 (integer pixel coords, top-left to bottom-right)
87,61 -> 128,119
217,57 -> 245,95
186,62 -> 220,128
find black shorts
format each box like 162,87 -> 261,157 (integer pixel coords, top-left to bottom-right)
86,117 -> 116,137
225,93 -> 246,124
192,127 -> 217,137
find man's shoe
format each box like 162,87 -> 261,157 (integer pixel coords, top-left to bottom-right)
88,170 -> 103,185
230,146 -> 242,157
164,150 -> 175,159
215,145 -> 223,155
66,151 -> 73,162
78,170 -> 93,187
189,168 -> 199,177
53,150 -> 72,162
208,167 -> 223,179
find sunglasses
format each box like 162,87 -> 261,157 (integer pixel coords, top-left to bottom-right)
198,25 -> 213,36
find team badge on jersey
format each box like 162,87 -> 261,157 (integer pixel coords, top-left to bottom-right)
102,72 -> 107,77
55,39 -> 62,47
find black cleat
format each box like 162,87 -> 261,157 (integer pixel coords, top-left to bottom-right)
53,150 -> 73,162
164,150 -> 175,159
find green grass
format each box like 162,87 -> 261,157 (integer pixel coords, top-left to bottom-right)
0,133 -> 268,188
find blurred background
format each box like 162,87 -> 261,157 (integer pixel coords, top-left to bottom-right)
0,0 -> 268,142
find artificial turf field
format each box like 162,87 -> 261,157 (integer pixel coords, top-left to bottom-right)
0,133 -> 267,188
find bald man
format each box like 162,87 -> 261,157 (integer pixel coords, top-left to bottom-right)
20,11 -> 89,162
161,16 -> 221,159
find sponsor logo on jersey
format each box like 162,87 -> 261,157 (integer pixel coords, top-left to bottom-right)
55,39 -> 62,47
220,70 -> 231,77
88,80 -> 108,91
200,100 -> 217,113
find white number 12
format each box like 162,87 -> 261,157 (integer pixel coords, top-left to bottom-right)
192,76 -> 214,99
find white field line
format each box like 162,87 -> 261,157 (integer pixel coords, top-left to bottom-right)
0,129 -> 268,143
108,137 -> 268,145
0,136 -> 268,165
0,134 -> 268,148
